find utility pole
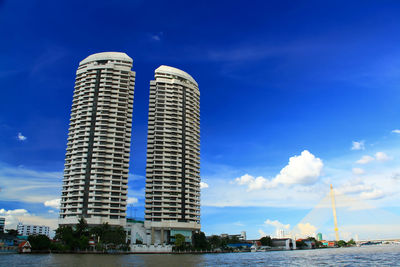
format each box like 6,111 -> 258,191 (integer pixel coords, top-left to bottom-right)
330,184 -> 340,241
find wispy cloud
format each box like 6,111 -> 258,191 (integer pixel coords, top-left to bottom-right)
352,168 -> 365,175
356,152 -> 391,164
150,32 -> 163,41
264,219 -> 290,230
351,140 -> 365,150
392,129 -> 400,134
375,152 -> 391,162
356,155 -> 375,164
127,197 -> 139,205
0,162 -> 62,204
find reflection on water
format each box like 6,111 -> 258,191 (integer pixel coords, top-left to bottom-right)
1,246 -> 399,267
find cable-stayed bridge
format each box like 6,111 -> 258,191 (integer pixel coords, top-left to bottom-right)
288,185 -> 400,242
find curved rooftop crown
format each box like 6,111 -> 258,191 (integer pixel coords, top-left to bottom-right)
155,65 -> 198,86
80,52 -> 132,65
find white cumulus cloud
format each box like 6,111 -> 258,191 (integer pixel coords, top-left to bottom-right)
44,198 -> 60,209
234,150 -> 323,191
17,132 -> 27,141
0,208 -> 58,230
127,197 -> 139,204
351,141 -> 365,150
392,129 -> 400,134
274,150 -> 323,185
297,222 -> 317,237
200,182 -> 209,189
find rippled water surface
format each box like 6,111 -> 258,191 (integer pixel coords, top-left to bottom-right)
1,246 -> 399,267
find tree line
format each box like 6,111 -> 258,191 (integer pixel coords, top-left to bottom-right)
25,218 -> 128,252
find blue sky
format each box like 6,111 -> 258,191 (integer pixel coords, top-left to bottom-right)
1,0 -> 400,240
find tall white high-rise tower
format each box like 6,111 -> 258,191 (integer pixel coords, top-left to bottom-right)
144,66 -> 200,244
59,52 -> 135,227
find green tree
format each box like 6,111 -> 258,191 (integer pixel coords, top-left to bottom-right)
75,217 -> 89,237
347,239 -> 356,246
174,234 -> 186,249
337,240 -> 347,247
307,237 -> 321,248
55,225 -> 74,250
78,235 -> 89,250
192,232 -> 209,250
296,240 -> 306,249
260,236 -> 272,246
6,229 -> 19,236
208,235 -> 222,249
28,234 -> 51,250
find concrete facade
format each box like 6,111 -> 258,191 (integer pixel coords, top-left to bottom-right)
144,66 -> 201,244
17,222 -> 50,237
125,219 -> 147,245
0,218 -> 4,233
59,52 -> 135,227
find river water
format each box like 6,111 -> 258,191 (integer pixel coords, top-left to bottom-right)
1,246 -> 399,267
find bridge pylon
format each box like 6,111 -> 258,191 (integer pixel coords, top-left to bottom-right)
330,184 -> 340,241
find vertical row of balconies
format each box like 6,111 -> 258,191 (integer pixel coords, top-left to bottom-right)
60,53 -> 135,224
145,67 -> 201,225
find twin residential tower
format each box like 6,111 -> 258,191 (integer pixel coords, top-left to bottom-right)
60,52 -> 200,244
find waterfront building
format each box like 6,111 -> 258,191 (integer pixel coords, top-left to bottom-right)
125,218 -> 146,245
271,238 -> 297,250
220,232 -> 247,241
0,217 -> 4,233
59,52 -> 135,227
17,222 -> 50,237
144,66 -> 200,245
241,231 -> 247,241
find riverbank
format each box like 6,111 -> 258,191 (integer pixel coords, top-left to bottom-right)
1,246 -> 399,267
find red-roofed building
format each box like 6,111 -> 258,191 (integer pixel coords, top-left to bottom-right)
18,240 -> 31,253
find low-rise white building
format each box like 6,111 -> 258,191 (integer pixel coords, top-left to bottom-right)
125,218 -> 147,245
125,218 -> 172,252
17,222 -> 50,237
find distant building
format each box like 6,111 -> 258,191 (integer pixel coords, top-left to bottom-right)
241,231 -> 247,241
321,240 -> 336,247
276,229 -> 285,238
0,233 -> 18,252
220,232 -> 247,241
0,217 -> 4,233
272,238 -> 296,250
317,233 -> 323,241
17,223 -> 50,237
297,238 -> 315,249
18,241 -> 32,253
